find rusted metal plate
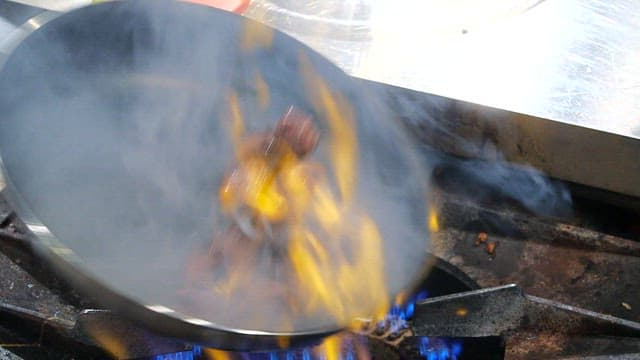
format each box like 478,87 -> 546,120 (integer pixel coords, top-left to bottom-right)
430,193 -> 640,324
411,285 -> 640,359
423,185 -> 640,359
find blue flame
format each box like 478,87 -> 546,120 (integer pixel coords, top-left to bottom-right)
385,290 -> 463,360
154,350 -> 195,360
390,290 -> 429,321
451,342 -> 462,357
302,349 -> 311,360
418,337 -> 463,360
405,301 -> 415,319
151,288 -> 466,360
192,345 -> 202,356
154,345 -> 203,360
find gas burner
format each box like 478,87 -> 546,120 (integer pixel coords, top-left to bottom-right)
0,217 -> 504,360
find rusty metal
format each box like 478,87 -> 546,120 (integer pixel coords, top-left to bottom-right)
438,196 -> 640,257
72,310 -> 190,358
430,190 -> 640,323
412,285 -> 640,359
0,301 -> 105,359
417,168 -> 640,359
412,284 -> 640,337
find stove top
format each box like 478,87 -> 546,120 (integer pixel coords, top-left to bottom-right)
1,157 -> 639,359
0,1 -> 639,359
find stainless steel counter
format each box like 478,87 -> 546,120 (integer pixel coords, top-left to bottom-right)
4,0 -> 640,139
1,0 -> 639,198
245,0 -> 640,140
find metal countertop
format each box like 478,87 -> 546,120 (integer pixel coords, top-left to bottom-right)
4,0 -> 640,138
245,0 -> 640,139
1,0 -> 640,198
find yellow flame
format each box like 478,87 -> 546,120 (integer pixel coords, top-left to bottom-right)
281,161 -> 319,215
238,158 -> 288,221
311,186 -> 342,230
356,216 -> 391,320
317,335 -> 342,360
215,54 -> 391,331
394,291 -> 409,307
255,71 -> 270,110
428,205 -> 440,232
241,20 -> 274,51
219,130 -> 293,222
85,328 -> 128,359
287,182 -> 390,324
203,348 -> 233,360
227,90 -> 245,156
277,336 -> 291,349
318,83 -> 357,203
289,226 -> 341,317
298,53 -> 357,203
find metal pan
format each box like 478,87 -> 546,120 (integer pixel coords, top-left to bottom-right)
0,0 -> 430,351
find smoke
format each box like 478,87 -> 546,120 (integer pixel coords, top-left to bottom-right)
0,0 -> 571,341
0,0 -> 430,336
371,82 -> 573,218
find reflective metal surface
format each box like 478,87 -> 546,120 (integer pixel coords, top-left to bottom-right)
0,0 -> 432,349
246,0 -> 640,139
2,0 -> 640,140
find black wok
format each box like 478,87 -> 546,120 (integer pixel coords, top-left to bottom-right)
0,0 -> 430,351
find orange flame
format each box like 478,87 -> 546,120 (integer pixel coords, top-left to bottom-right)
428,205 -> 440,232
84,326 -> 129,359
241,19 -> 274,51
226,90 -> 245,156
255,71 -> 270,110
317,335 -> 342,360
203,348 -> 234,360
298,54 -> 357,203
211,52 -> 391,333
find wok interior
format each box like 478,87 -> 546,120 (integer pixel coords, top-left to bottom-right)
0,1 -> 430,333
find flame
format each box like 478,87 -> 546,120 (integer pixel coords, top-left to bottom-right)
226,90 -> 245,156
241,19 -> 274,51
316,335 -> 342,360
203,348 -> 233,360
208,51 -> 392,334
299,54 -> 356,203
188,333 -> 374,360
255,71 -> 270,110
84,326 -> 128,359
290,53 -> 389,323
277,336 -> 291,349
428,205 -> 439,233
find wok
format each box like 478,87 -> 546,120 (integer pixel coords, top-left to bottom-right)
0,0 -> 430,351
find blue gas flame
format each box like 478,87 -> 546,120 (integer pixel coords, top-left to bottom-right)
153,288 -> 465,360
418,337 -> 463,360
390,291 -> 463,360
390,290 -> 429,320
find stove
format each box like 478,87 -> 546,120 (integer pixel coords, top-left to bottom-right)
1,152 -> 640,359
1,1 -> 640,359
0,194 -> 499,360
